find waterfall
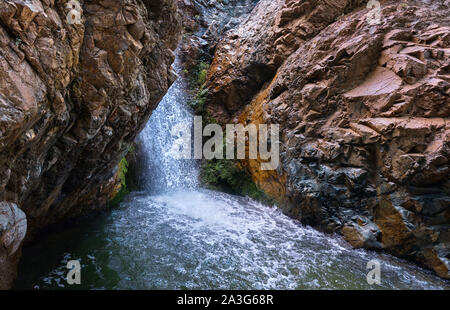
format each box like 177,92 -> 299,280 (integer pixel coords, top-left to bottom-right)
15,50 -> 450,292
137,58 -> 199,194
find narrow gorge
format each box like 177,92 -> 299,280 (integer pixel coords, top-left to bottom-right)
0,0 -> 449,290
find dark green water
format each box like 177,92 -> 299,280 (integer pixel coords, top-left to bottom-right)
15,190 -> 450,290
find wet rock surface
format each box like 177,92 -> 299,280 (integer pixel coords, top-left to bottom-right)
177,0 -> 259,69
0,202 -> 26,289
205,0 -> 450,278
0,0 -> 180,288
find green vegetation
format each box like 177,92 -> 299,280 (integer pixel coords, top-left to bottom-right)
186,57 -> 276,206
186,59 -> 216,123
186,59 -> 210,90
189,86 -> 208,115
200,158 -> 277,206
118,157 -> 129,189
199,140 -> 276,205
109,145 -> 137,208
110,157 -> 129,207
196,61 -> 209,87
15,37 -> 24,49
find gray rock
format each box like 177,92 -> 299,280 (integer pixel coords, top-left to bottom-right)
0,202 -> 27,290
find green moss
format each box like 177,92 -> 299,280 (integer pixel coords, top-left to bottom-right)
196,61 -> 209,86
184,57 -> 213,116
15,37 -> 26,49
189,86 -> 208,115
109,155 -> 130,207
118,157 -> 129,189
185,57 -> 275,205
200,159 -> 277,206
185,59 -> 210,88
109,184 -> 128,207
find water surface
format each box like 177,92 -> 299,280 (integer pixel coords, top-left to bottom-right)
16,189 -> 449,290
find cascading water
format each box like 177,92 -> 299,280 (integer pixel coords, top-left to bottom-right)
138,58 -> 199,193
15,57 -> 450,290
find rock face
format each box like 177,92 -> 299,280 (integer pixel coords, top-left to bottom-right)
0,202 -> 26,290
204,0 -> 450,278
0,0 -> 180,288
177,0 -> 259,69
180,0 -> 258,46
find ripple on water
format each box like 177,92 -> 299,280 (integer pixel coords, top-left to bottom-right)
16,190 -> 450,290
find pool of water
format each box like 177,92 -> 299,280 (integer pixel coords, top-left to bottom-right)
15,189 -> 450,290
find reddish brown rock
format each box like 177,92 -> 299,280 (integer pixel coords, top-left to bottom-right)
0,0 -> 181,288
342,219 -> 382,250
204,0 -> 450,278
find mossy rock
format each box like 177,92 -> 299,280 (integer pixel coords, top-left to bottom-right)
200,159 -> 277,206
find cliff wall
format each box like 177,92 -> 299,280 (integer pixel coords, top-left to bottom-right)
204,0 -> 450,278
0,0 -> 181,288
